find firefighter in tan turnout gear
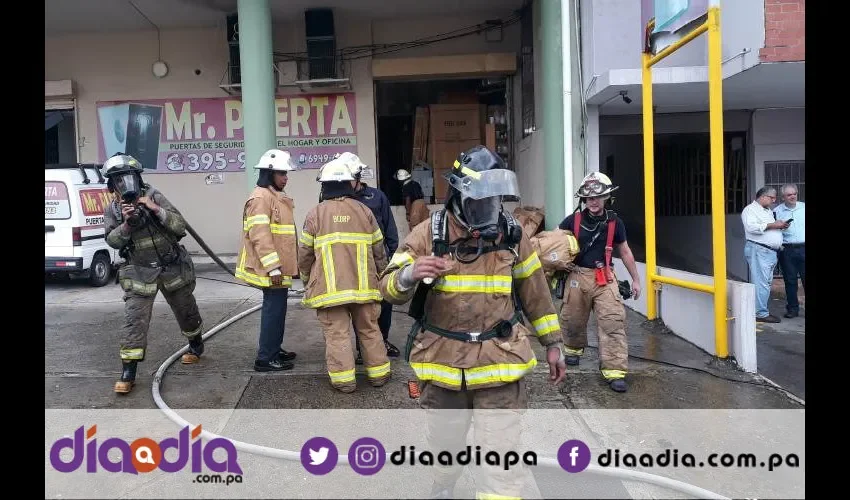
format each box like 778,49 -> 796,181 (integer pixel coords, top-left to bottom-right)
557,172 -> 642,393
298,155 -> 391,393
394,168 -> 430,230
236,149 -> 300,372
102,154 -> 205,394
379,145 -> 567,499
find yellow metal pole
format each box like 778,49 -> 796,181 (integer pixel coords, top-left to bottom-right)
647,22 -> 708,67
707,5 -> 729,358
642,53 -> 658,320
651,274 -> 715,294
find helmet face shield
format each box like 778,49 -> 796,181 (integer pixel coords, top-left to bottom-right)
462,196 -> 502,229
449,169 -> 521,201
114,173 -> 141,202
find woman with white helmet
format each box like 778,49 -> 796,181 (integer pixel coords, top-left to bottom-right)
394,167 -> 430,230
236,149 -> 300,372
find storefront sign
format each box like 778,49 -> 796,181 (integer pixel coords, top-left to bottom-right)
96,93 -> 357,173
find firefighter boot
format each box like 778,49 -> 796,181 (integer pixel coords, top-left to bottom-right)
181,335 -> 205,364
114,361 -> 138,394
610,379 -> 628,393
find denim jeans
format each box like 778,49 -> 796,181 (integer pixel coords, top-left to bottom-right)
744,241 -> 778,319
778,245 -> 805,314
257,287 -> 289,363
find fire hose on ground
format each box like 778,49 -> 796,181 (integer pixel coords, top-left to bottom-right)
147,222 -> 731,499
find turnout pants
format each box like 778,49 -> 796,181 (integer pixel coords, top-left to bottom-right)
356,300 -> 392,352
421,379 -> 537,500
119,280 -> 203,361
558,267 -> 628,381
317,302 -> 391,392
408,199 -> 431,231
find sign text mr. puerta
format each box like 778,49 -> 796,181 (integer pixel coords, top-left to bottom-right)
165,95 -> 354,143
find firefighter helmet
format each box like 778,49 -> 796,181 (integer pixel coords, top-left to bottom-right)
336,152 -> 367,177
394,169 -> 412,181
254,149 -> 296,172
576,171 -> 618,198
445,145 -> 520,240
103,153 -> 143,177
103,154 -> 145,202
317,155 -> 358,182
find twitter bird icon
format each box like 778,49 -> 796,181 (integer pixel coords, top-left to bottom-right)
301,437 -> 338,475
310,447 -> 329,465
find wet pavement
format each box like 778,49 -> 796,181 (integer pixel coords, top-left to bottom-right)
753,278 -> 805,401
46,267 -> 804,411
45,267 -> 805,499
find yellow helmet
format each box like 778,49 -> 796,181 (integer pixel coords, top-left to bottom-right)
576,171 -> 618,198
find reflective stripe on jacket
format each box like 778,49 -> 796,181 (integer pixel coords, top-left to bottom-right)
379,212 -> 562,391
298,197 -> 388,308
235,186 -> 299,288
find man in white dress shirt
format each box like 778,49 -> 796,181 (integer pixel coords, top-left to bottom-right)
773,184 -> 805,318
741,186 -> 789,323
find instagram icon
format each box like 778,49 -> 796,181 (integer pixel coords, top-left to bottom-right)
348,437 -> 386,475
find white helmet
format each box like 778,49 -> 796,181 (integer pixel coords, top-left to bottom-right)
317,156 -> 357,183
576,171 -> 618,198
254,149 -> 296,172
336,152 -> 367,176
394,169 -> 412,181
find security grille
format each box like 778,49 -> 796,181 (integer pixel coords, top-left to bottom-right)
764,160 -> 805,202
655,132 -> 748,216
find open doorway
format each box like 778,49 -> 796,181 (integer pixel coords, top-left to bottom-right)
375,77 -> 512,206
45,109 -> 77,164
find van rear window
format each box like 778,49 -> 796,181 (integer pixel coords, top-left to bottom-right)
45,181 -> 71,220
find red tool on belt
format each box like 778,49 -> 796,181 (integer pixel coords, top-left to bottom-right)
574,212 -> 617,286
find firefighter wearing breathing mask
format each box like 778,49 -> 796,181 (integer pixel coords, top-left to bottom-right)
556,172 -> 642,393
298,155 -> 391,393
379,145 -> 566,499
102,153 -> 205,395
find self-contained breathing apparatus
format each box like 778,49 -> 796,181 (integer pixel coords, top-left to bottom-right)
402,145 -> 527,361
403,207 -> 525,361
104,154 -> 183,268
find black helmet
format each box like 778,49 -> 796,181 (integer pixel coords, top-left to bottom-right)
445,145 -> 520,241
103,153 -> 145,202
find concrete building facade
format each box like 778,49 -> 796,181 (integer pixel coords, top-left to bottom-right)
46,0 -> 804,282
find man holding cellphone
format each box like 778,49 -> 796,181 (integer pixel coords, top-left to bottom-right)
741,186 -> 788,323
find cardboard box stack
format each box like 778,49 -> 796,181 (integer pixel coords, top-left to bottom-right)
428,104 -> 485,203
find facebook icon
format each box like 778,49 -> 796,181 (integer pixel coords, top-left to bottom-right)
558,439 -> 591,473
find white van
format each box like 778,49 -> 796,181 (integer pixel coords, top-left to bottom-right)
45,164 -> 120,287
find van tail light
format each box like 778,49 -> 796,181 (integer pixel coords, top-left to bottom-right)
72,227 -> 81,247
